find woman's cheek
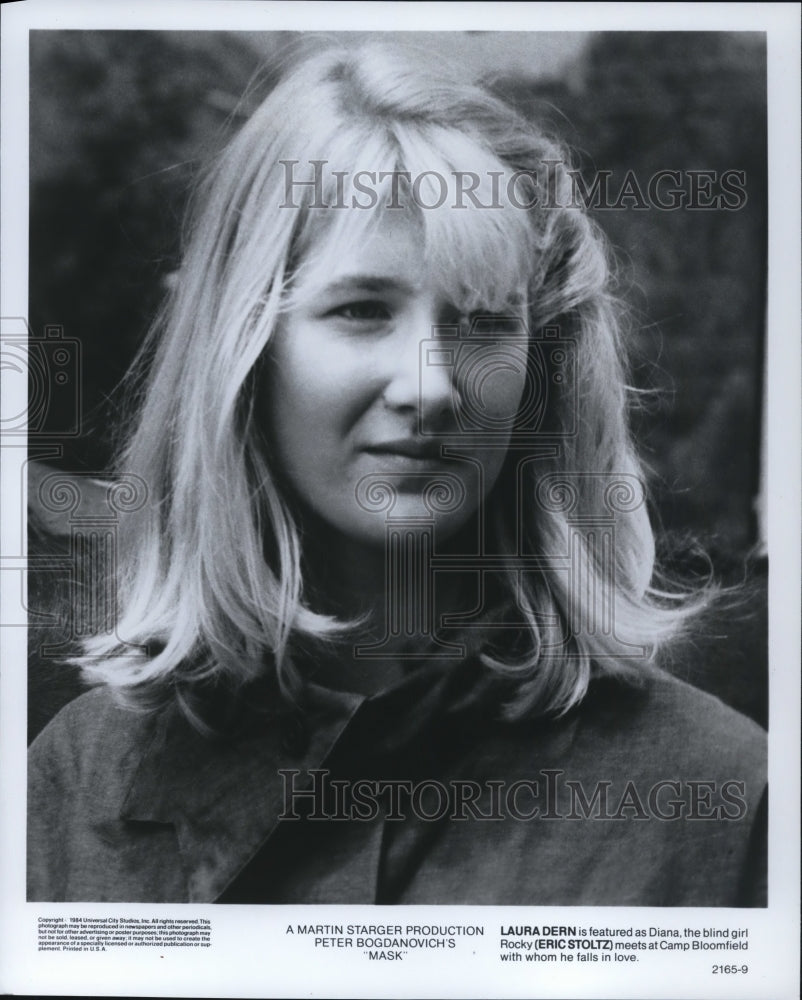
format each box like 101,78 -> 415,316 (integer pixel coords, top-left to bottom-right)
452,342 -> 530,428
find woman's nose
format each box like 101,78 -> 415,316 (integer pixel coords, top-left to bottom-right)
381,315 -> 457,429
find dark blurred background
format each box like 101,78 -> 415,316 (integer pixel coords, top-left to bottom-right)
27,31 -> 768,735
29,29 -> 767,555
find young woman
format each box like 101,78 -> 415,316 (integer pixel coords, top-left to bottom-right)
28,41 -> 766,905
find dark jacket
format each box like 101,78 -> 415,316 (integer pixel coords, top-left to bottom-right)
27,661 -> 767,905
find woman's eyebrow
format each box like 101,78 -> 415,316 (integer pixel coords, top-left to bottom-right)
317,275 -> 416,296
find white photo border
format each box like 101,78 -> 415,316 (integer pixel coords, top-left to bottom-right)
1,3 -> 799,998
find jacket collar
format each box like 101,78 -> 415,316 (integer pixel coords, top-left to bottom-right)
117,658 -> 585,902
120,683 -> 365,902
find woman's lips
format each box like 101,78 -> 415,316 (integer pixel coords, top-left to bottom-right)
360,440 -> 448,472
364,438 -> 443,459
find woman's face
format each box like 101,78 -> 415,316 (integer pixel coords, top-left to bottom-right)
265,213 -> 530,546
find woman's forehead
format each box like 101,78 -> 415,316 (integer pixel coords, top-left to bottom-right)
292,211 -> 424,290
287,179 -> 535,312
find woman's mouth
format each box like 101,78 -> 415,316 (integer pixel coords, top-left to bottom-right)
361,439 -> 450,472
364,438 -> 443,459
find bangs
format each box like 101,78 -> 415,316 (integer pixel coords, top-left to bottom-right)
281,123 -> 540,316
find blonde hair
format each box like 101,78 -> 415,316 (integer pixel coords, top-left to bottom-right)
81,41 -> 710,722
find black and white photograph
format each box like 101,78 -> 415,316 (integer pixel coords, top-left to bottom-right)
1,2 -> 799,998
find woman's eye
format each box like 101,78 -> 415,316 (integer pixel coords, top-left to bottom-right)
330,301 -> 391,322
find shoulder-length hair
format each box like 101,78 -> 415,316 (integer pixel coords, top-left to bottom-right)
81,40 -> 710,723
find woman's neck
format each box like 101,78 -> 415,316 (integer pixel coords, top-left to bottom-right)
297,517 -> 478,693
301,523 -> 389,625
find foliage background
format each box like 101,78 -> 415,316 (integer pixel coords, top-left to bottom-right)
29,30 -> 767,557
26,31 -> 768,736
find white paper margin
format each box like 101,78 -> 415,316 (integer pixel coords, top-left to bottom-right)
1,3 -> 799,998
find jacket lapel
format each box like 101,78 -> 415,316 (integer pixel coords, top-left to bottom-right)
120,685 -> 365,902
